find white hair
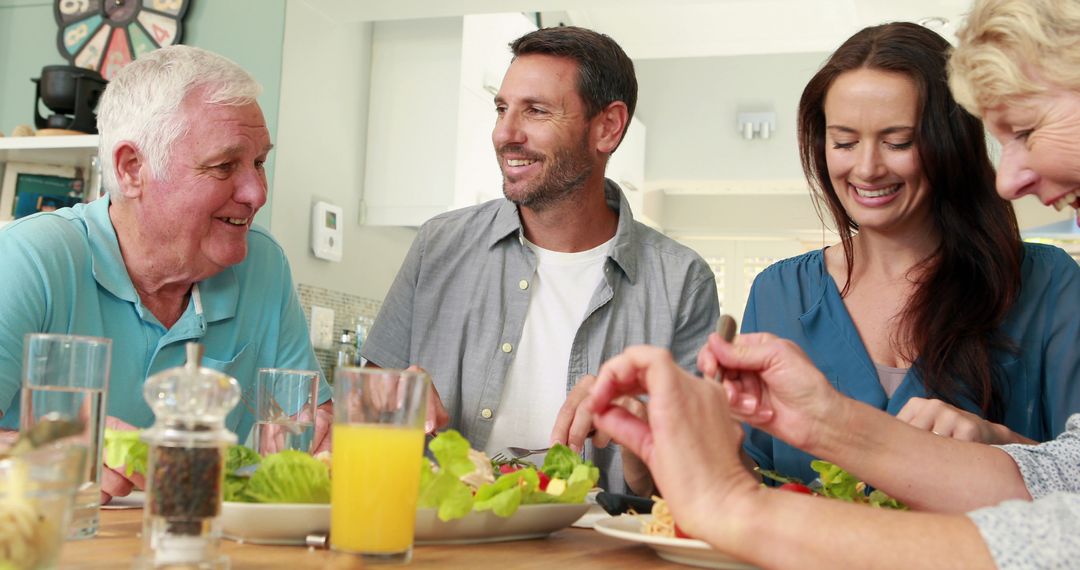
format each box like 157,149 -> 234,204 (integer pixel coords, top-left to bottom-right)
96,45 -> 262,196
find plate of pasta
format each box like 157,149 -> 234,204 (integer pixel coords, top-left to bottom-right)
593,502 -> 758,570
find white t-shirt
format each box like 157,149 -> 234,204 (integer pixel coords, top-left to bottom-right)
483,236 -> 614,460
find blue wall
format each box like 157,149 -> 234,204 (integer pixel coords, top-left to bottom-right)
0,0 -> 287,225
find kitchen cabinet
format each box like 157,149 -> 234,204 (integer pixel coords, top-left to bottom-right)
360,13 -> 537,226
0,135 -> 99,228
607,116 -> 657,227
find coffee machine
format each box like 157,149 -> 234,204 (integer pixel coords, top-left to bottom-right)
32,65 -> 107,135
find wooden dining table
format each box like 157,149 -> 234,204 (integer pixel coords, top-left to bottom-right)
58,509 -> 689,569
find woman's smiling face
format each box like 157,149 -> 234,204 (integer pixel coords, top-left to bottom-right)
823,68 -> 934,235
982,83 -> 1080,212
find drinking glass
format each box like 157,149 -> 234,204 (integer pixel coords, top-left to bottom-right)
0,444 -> 87,568
251,368 -> 319,455
331,367 -> 429,565
19,333 -> 112,539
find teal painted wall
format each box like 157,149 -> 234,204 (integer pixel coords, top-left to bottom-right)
0,0 -> 286,226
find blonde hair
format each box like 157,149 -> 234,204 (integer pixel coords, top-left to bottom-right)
949,0 -> 1080,116
96,45 -> 262,195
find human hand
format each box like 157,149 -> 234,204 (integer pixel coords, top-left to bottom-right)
310,401 -> 334,454
550,375 -> 646,452
896,397 -> 1034,445
551,374 -> 602,452
707,333 -> 843,452
101,416 -> 146,505
586,346 -> 758,536
407,365 -> 449,434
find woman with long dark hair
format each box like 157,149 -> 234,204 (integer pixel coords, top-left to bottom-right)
739,22 -> 1080,483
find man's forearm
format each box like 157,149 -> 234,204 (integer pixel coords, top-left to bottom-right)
812,397 -> 1030,512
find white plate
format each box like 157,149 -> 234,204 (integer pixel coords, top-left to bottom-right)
415,502 -> 588,544
102,490 -> 145,510
220,502 -> 589,546
594,515 -> 758,570
221,502 -> 329,545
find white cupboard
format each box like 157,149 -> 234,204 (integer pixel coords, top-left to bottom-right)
361,13 -> 537,226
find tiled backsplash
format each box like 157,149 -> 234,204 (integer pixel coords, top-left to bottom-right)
297,283 -> 382,377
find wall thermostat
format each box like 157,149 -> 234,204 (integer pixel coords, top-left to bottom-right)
311,201 -> 343,262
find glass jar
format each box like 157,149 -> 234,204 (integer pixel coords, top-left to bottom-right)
137,344 -> 240,569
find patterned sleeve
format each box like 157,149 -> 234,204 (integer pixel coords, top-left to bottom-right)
968,493 -> 1080,569
996,414 -> 1080,498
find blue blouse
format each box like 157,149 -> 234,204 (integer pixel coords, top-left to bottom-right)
741,243 -> 1080,484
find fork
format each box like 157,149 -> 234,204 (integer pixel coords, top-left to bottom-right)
492,446 -> 550,463
492,429 -> 598,463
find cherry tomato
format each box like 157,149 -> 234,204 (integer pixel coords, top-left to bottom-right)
537,471 -> 551,491
498,464 -> 520,475
778,482 -> 814,495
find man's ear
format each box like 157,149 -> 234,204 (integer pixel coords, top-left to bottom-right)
113,142 -> 146,199
592,101 -> 630,155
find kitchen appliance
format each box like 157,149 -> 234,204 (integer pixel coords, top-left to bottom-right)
32,65 -> 107,135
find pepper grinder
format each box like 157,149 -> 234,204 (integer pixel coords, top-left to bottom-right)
137,343 -> 241,569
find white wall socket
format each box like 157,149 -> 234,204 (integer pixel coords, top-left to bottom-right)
310,305 -> 335,350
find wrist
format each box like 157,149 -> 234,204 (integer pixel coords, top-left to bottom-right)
691,476 -> 765,552
805,388 -> 853,457
989,422 -> 1032,445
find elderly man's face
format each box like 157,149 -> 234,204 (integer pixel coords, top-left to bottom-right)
492,54 -> 595,211
139,95 -> 271,276
983,84 -> 1080,212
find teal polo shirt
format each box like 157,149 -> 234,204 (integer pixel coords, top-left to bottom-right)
0,197 -> 330,438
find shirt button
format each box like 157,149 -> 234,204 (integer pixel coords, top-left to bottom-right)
518,279 -> 529,290
480,408 -> 493,419
501,343 -> 513,353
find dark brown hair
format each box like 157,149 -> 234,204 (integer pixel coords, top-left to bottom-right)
510,26 -> 637,147
797,22 -> 1023,420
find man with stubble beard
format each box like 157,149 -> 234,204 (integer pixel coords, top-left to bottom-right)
362,26 -> 718,496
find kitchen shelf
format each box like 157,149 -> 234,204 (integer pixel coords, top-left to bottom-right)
0,135 -> 99,168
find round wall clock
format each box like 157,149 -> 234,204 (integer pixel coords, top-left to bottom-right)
54,0 -> 192,80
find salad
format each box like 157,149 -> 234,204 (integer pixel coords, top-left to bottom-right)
104,428 -> 601,520
757,460 -> 907,509
419,430 -> 600,521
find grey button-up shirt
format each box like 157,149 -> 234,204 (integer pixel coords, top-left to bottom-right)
363,180 -> 720,492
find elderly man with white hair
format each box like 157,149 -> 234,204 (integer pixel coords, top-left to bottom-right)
0,45 -> 332,502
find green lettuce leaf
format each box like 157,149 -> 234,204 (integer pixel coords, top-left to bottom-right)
103,428 -> 149,477
222,445 -> 262,502
811,460 -> 859,502
540,444 -> 578,479
418,457 -> 475,521
868,489 -> 908,510
226,445 -> 261,473
474,468 -> 538,516
811,460 -> 907,510
429,430 -> 476,479
417,430 -> 478,521
243,450 -> 330,503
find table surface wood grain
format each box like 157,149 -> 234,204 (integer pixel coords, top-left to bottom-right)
58,509 -> 690,569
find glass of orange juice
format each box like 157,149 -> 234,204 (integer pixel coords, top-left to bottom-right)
331,367 -> 429,565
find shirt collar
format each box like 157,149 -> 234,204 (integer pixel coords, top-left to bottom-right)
84,195 -> 238,324
84,195 -> 138,302
486,179 -> 640,282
